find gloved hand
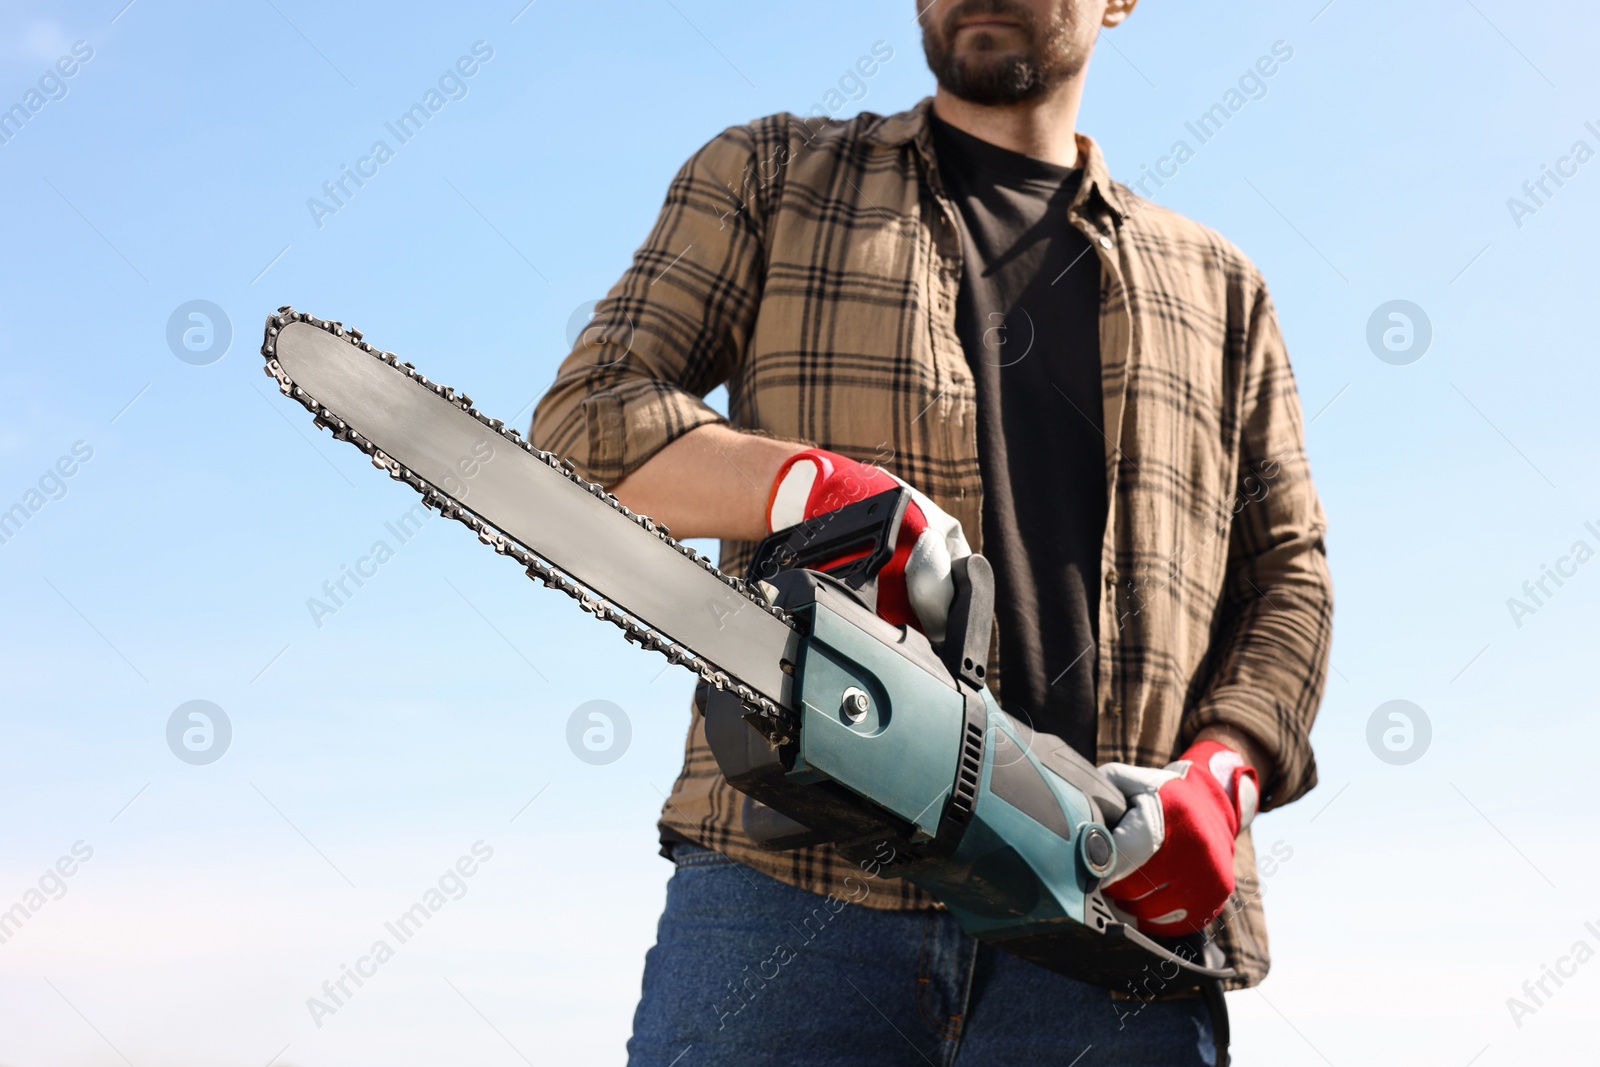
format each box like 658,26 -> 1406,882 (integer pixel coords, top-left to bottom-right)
767,448 -> 970,643
1098,740 -> 1260,936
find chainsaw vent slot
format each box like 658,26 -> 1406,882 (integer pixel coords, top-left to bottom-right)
949,720 -> 986,823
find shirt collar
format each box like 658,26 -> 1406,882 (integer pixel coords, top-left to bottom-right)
864,97 -> 1128,224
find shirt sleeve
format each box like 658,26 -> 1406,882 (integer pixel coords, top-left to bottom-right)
1181,278 -> 1333,811
530,122 -> 777,485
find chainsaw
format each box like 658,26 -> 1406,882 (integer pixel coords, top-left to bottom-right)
260,308 -> 1234,1047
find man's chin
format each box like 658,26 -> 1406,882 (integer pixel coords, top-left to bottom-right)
938,55 -> 1044,106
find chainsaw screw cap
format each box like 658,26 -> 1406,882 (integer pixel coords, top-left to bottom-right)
841,687 -> 870,724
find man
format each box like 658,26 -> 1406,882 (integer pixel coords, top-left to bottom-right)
533,0 -> 1331,1061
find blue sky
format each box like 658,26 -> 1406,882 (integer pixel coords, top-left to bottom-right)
1,1 -> 1597,1064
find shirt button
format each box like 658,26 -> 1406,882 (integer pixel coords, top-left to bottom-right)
1097,235 -> 1114,250
1105,570 -> 1118,586
1110,702 -> 1123,717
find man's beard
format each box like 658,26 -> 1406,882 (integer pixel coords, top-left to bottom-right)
921,0 -> 1086,106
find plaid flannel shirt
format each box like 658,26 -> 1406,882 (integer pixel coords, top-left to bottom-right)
531,98 -> 1332,990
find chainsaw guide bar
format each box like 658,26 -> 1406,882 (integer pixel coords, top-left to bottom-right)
260,307 -> 800,743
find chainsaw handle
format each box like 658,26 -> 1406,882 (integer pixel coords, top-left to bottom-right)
747,488 -> 908,598
749,489 -> 996,692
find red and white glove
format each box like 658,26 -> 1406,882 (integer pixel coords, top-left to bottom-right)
1098,740 -> 1260,936
767,448 -> 970,642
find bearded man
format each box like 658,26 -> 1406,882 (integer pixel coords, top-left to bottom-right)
533,1 -> 1332,1062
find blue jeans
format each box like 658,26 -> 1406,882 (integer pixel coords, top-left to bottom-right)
627,844 -> 1215,1066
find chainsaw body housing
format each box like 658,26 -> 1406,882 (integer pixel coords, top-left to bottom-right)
703,491 -> 1231,990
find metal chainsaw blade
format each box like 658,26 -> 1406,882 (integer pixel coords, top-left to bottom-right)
261,308 -> 799,739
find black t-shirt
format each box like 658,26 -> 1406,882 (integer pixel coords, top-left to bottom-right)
930,115 -> 1107,762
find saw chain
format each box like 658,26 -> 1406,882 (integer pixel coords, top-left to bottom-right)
260,307 -> 797,744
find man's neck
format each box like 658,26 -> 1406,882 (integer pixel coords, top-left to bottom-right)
930,84 -> 1084,168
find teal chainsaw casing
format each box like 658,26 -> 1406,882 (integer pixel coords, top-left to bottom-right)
702,489 -> 1232,991
787,585 -> 1116,931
